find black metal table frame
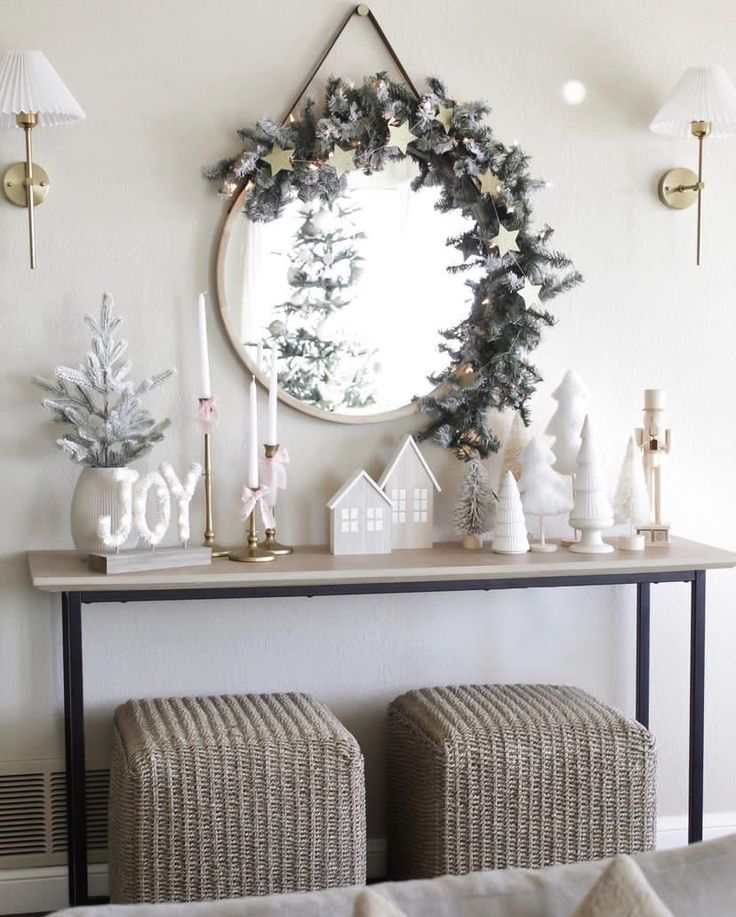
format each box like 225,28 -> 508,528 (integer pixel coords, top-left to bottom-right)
60,567 -> 706,907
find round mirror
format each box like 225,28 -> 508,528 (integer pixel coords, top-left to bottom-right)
217,157 -> 470,423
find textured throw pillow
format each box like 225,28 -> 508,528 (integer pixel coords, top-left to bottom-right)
572,855 -> 674,917
353,888 -> 408,917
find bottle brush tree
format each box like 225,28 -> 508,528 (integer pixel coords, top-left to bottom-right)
454,451 -> 494,546
33,293 -> 175,467
613,435 -> 651,532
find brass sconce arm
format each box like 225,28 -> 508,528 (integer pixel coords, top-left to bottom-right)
657,120 -> 711,266
2,112 -> 50,269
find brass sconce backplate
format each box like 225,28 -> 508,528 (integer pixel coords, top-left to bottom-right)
658,167 -> 699,210
3,162 -> 49,207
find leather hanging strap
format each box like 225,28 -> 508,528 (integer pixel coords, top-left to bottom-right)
281,4 -> 419,123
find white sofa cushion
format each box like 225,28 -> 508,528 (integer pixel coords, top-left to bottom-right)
51,833 -> 736,917
570,856 -> 673,916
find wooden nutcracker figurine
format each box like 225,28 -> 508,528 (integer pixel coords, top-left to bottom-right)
635,388 -> 671,546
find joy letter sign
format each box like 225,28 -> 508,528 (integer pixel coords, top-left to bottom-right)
97,463 -> 202,551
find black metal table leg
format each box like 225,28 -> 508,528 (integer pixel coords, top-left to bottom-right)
636,582 -> 651,728
689,570 -> 706,843
62,592 -> 88,906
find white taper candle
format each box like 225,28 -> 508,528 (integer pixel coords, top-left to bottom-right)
197,292 -> 212,399
248,377 -> 259,489
268,349 -> 278,445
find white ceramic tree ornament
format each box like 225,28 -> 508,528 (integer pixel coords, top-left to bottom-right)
569,416 -> 614,554
545,370 -> 590,475
518,438 -> 574,552
613,437 -> 650,551
492,471 -> 529,554
501,412 -> 531,480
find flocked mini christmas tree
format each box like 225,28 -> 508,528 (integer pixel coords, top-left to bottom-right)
501,411 -> 531,480
454,452 -> 494,549
518,437 -> 574,552
569,416 -> 614,554
613,435 -> 651,549
267,198 -> 376,412
545,370 -> 589,475
492,471 -> 529,554
33,294 -> 174,467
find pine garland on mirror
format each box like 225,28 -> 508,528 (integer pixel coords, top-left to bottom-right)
206,73 -> 582,459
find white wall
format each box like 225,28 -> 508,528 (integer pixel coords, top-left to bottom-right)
2,0 -> 736,876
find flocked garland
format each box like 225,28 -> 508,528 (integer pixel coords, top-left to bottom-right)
206,73 -> 582,459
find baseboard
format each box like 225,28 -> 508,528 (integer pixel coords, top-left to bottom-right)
655,811 -> 736,849
2,818 -> 733,915
0,864 -> 107,915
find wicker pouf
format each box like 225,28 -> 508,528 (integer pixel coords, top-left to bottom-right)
109,693 -> 366,903
387,684 -> 656,879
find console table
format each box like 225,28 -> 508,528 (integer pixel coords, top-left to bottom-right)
28,537 -> 736,907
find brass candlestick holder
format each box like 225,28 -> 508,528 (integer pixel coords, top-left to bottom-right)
230,496 -> 276,563
199,397 -> 229,558
261,443 -> 293,555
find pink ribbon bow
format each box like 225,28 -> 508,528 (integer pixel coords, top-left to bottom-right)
259,446 -> 289,506
196,397 -> 219,433
241,485 -> 275,529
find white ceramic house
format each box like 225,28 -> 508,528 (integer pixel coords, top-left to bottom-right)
378,435 -> 441,549
327,470 -> 394,555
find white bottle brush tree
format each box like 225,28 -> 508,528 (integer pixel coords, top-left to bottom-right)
545,370 -> 589,475
454,452 -> 495,547
33,294 -> 175,467
518,437 -> 574,552
569,416 -> 614,554
613,436 -> 651,534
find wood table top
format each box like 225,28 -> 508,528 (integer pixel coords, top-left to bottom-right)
27,537 -> 736,594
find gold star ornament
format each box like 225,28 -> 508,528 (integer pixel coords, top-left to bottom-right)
262,145 -> 294,176
489,224 -> 520,257
327,145 -> 356,178
477,168 -> 502,197
518,281 -> 543,307
387,120 -> 417,155
435,104 -> 453,133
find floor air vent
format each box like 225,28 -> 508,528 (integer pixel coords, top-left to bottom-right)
0,760 -> 108,868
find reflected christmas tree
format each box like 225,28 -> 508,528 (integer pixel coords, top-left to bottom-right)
267,198 -> 377,411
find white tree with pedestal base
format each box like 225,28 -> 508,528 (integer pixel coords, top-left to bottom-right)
613,436 -> 650,551
492,471 -> 529,554
518,438 -> 574,553
569,416 -> 614,554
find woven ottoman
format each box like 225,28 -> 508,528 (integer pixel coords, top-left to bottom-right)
387,684 -> 656,879
109,693 -> 366,903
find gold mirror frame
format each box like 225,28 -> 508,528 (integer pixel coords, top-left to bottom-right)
215,183 -> 421,425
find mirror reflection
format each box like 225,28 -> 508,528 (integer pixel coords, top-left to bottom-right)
221,158 -> 471,417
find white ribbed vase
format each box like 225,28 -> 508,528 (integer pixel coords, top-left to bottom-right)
70,467 -> 138,554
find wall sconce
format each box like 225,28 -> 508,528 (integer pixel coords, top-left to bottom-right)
650,65 -> 736,266
0,51 -> 85,269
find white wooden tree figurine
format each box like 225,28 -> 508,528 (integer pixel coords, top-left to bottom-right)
613,436 -> 651,550
327,470 -> 393,555
518,438 -> 574,552
378,435 -> 441,549
501,412 -> 531,480
545,370 -> 589,475
492,471 -> 529,554
569,416 -> 614,554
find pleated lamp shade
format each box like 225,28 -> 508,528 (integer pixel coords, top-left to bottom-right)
650,65 -> 736,138
0,50 -> 85,128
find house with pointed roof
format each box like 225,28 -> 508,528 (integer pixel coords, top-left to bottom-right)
327,470 -> 394,555
378,435 -> 441,549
